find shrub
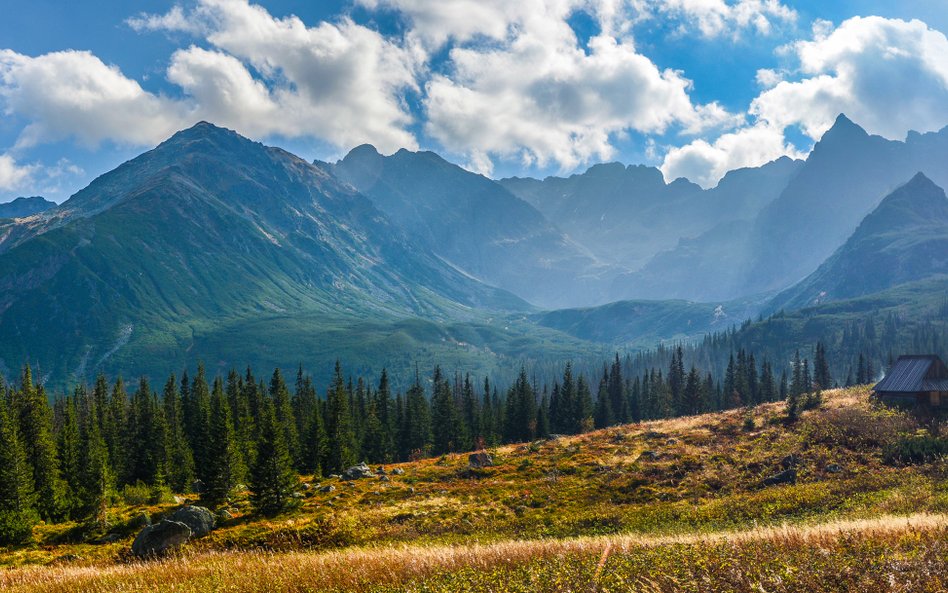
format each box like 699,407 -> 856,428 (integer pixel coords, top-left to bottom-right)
883,433 -> 948,465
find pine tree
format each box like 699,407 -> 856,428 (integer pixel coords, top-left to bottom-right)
56,392 -> 81,517
186,366 -> 212,483
162,374 -> 195,493
16,366 -> 65,521
77,390 -> 111,528
125,376 -> 166,486
574,374 -> 594,433
325,362 -> 357,473
813,342 -> 832,390
683,366 -> 703,415
403,372 -> 431,459
608,354 -> 628,423
203,377 -> 240,506
250,399 -> 297,516
0,384 -> 38,544
593,368 -> 613,430
431,366 -> 463,454
302,396 -> 328,476
269,368 -> 300,468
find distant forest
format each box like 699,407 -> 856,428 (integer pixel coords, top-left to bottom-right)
1,302 -> 945,543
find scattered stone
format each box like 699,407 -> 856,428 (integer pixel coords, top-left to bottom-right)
377,466 -> 387,475
49,554 -> 83,565
170,506 -> 216,538
342,462 -> 375,480
329,474 -> 341,479
637,450 -> 660,462
781,454 -> 800,469
131,520 -> 192,558
291,492 -> 305,499
666,438 -> 679,445
547,434 -> 565,441
762,468 -> 797,487
173,495 -> 186,504
409,487 -> 416,495
468,451 -> 494,468
825,463 -> 844,474
191,479 -> 205,494
392,468 -> 405,475
379,475 -> 390,482
217,509 -> 234,521
320,484 -> 336,493
301,482 -> 312,491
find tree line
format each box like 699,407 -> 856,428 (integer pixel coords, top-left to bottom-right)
0,341 -> 837,544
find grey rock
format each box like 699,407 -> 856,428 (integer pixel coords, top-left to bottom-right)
170,506 -> 216,538
301,482 -> 312,491
762,468 -> 797,487
131,520 -> 192,558
342,462 -> 375,480
468,451 -> 494,468
329,474 -> 342,479
825,463 -> 844,474
392,468 -> 405,475
320,484 -> 336,493
379,475 -> 390,482
377,466 -> 387,475
217,509 -> 234,521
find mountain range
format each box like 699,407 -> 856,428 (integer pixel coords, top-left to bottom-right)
0,196 -> 55,219
0,114 -> 945,387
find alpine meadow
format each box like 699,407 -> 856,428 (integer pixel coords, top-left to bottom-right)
0,1 -> 947,592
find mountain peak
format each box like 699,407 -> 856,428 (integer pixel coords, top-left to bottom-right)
820,113 -> 868,143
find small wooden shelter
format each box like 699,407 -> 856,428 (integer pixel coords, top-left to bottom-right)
873,355 -> 948,409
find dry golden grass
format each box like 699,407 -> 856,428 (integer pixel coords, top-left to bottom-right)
3,513 -> 945,593
3,387 -> 946,592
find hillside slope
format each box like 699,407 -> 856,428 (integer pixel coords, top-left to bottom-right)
770,173 -> 948,311
0,123 -> 532,385
6,386 -> 948,593
326,145 -> 612,308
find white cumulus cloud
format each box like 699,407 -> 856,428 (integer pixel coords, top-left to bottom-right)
0,153 -> 36,191
661,15 -> 948,188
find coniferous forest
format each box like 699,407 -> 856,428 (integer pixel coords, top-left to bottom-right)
0,335 -> 856,544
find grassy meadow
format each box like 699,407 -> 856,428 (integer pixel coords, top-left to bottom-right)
3,386 -> 947,591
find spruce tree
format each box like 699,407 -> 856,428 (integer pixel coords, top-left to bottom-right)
187,366 -> 212,484
56,392 -> 81,517
431,366 -> 463,454
77,391 -> 111,528
325,361 -> 357,472
0,385 -> 38,544
162,374 -> 195,493
269,368 -> 300,468
204,377 -> 240,506
250,399 -> 297,516
403,373 -> 431,459
16,366 -> 65,521
683,366 -> 703,415
574,374 -> 594,433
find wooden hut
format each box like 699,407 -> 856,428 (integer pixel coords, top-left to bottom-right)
873,355 -> 948,409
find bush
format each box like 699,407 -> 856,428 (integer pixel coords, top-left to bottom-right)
0,509 -> 37,545
883,433 -> 948,466
805,406 -> 913,450
121,482 -> 174,506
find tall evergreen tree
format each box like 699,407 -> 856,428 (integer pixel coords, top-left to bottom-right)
16,366 -> 65,521
269,368 -> 300,468
325,362 -> 357,473
203,377 -> 240,506
0,384 -> 38,544
56,393 -> 81,517
249,399 -> 297,516
163,374 -> 195,493
431,366 -> 464,454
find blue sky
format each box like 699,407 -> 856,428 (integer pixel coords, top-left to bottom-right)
1,0 -> 947,202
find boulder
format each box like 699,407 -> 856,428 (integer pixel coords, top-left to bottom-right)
217,509 -> 234,521
377,466 -> 387,475
781,454 -> 800,469
379,475 -> 390,482
637,450 -> 660,462
392,468 -> 405,475
825,463 -> 843,474
468,452 -> 494,468
170,506 -> 216,538
342,463 -> 375,480
319,484 -> 336,493
131,520 -> 192,558
762,469 -> 797,487
301,482 -> 312,491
